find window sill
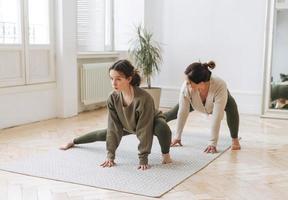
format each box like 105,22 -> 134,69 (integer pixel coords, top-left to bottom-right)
77,51 -> 120,59
0,82 -> 56,95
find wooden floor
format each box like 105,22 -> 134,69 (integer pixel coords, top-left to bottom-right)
0,108 -> 288,200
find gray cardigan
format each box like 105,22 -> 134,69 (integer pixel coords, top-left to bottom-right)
106,86 -> 163,165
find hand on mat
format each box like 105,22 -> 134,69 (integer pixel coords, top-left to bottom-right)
204,145 -> 217,154
138,164 -> 150,170
100,159 -> 115,168
170,138 -> 183,147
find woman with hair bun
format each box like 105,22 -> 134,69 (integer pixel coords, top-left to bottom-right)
164,61 -> 241,153
60,59 -> 172,170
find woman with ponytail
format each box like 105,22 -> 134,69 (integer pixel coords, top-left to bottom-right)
60,59 -> 172,170
164,61 -> 241,153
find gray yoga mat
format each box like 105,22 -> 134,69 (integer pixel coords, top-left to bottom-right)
0,132 -> 231,197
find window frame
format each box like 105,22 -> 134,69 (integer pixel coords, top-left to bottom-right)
76,0 -> 114,52
0,0 -> 55,88
76,0 -> 144,53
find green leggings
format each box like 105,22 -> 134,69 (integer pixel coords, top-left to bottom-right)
271,84 -> 288,101
73,117 -> 171,154
163,91 -> 239,139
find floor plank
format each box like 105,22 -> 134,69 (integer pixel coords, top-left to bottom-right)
0,108 -> 288,200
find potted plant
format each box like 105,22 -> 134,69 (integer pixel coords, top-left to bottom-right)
129,25 -> 162,109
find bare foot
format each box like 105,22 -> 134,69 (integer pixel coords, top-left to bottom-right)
59,141 -> 75,150
231,138 -> 241,150
162,153 -> 172,164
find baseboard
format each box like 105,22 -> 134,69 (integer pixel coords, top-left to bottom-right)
78,102 -> 106,113
160,87 -> 262,115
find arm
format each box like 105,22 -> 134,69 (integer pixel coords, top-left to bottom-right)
175,82 -> 191,140
105,95 -> 124,162
209,85 -> 228,148
135,96 -> 155,166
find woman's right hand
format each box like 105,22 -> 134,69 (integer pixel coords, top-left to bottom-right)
137,164 -> 151,170
204,145 -> 217,153
100,159 -> 115,168
170,138 -> 183,147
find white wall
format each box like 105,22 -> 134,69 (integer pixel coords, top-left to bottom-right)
145,0 -> 267,115
0,0 -> 269,129
0,84 -> 57,129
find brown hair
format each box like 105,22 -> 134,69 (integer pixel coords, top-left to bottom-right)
184,61 -> 216,84
109,60 -> 141,86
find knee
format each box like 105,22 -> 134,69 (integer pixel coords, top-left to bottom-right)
154,119 -> 172,136
162,124 -> 172,136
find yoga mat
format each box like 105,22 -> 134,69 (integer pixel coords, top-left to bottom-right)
0,132 -> 231,197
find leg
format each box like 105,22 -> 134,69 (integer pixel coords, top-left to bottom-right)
163,103 -> 193,122
224,92 -> 241,150
271,84 -> 288,101
153,117 -> 172,164
60,129 -> 107,150
163,104 -> 179,122
74,129 -> 107,144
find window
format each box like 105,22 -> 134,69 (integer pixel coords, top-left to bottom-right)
28,0 -> 50,44
0,0 -> 54,87
0,0 -> 21,44
114,0 -> 144,51
77,0 -> 113,52
76,0 -> 144,52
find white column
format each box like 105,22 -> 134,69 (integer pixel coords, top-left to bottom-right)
55,0 -> 78,118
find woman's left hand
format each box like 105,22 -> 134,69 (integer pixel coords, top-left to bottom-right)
204,145 -> 217,153
137,164 -> 150,170
100,159 -> 115,168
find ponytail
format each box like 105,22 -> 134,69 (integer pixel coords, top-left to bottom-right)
109,59 -> 141,86
202,60 -> 216,70
130,71 -> 141,86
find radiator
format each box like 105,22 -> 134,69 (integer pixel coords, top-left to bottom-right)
80,63 -> 113,105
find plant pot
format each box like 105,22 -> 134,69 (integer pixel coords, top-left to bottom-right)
142,87 -> 161,109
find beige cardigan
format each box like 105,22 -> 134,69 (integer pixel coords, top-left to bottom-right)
175,76 -> 228,146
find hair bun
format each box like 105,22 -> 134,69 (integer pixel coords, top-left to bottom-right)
206,61 -> 215,69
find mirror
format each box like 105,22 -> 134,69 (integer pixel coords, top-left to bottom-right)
262,0 -> 288,119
